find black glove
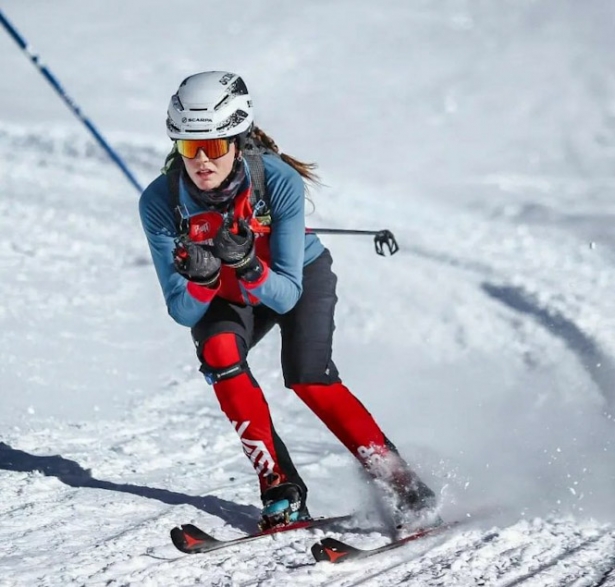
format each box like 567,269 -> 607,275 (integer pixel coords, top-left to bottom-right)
213,219 -> 264,282
213,218 -> 254,264
173,241 -> 221,286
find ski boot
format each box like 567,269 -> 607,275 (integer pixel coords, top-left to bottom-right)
387,472 -> 441,536
367,451 -> 440,535
259,478 -> 310,531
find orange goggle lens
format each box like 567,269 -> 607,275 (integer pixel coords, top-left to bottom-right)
175,138 -> 231,160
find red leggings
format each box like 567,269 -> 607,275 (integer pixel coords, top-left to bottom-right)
203,332 -> 394,494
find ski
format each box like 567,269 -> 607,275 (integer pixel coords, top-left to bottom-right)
170,514 -> 352,555
311,519 -> 460,564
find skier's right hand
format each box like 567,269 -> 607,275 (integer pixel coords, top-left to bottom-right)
173,241 -> 221,286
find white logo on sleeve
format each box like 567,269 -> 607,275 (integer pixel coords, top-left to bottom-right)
233,421 -> 275,477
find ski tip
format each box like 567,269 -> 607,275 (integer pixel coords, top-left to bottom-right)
170,524 -> 220,554
311,537 -> 360,564
170,526 -> 190,553
180,523 -> 211,541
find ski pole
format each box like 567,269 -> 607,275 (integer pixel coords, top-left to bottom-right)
306,228 -> 399,256
0,10 -> 143,193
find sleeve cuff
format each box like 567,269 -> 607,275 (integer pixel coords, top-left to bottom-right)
187,279 -> 220,302
240,260 -> 270,289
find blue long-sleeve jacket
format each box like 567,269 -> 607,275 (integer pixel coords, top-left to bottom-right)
139,153 -> 324,327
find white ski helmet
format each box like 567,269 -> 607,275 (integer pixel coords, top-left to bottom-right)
166,71 -> 254,141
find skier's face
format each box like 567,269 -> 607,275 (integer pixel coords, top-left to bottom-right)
182,141 -> 237,191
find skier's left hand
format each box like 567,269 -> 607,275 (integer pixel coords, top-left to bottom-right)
213,218 -> 255,266
213,219 -> 264,282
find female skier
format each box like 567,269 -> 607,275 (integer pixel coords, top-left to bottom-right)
139,71 -> 436,530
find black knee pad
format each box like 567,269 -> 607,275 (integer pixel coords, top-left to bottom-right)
195,332 -> 250,384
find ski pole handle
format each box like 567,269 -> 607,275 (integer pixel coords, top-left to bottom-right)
305,228 -> 399,256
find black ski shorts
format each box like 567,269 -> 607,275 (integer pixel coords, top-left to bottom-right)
191,249 -> 341,387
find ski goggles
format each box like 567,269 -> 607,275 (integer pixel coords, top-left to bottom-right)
175,138 -> 232,160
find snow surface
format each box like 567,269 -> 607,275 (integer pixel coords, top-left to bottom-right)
1,0 -> 615,585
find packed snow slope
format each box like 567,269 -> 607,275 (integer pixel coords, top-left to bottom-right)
1,1 -> 614,585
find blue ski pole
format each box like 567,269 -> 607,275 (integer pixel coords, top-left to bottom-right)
0,10 -> 143,193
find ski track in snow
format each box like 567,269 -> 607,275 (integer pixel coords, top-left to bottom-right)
1,114 -> 615,586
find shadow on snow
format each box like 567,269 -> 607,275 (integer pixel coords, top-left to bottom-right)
0,442 -> 260,533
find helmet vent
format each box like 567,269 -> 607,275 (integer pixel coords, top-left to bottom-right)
229,78 -> 248,96
214,96 -> 230,111
172,94 -> 184,111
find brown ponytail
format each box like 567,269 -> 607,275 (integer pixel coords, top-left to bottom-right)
251,126 -> 320,188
